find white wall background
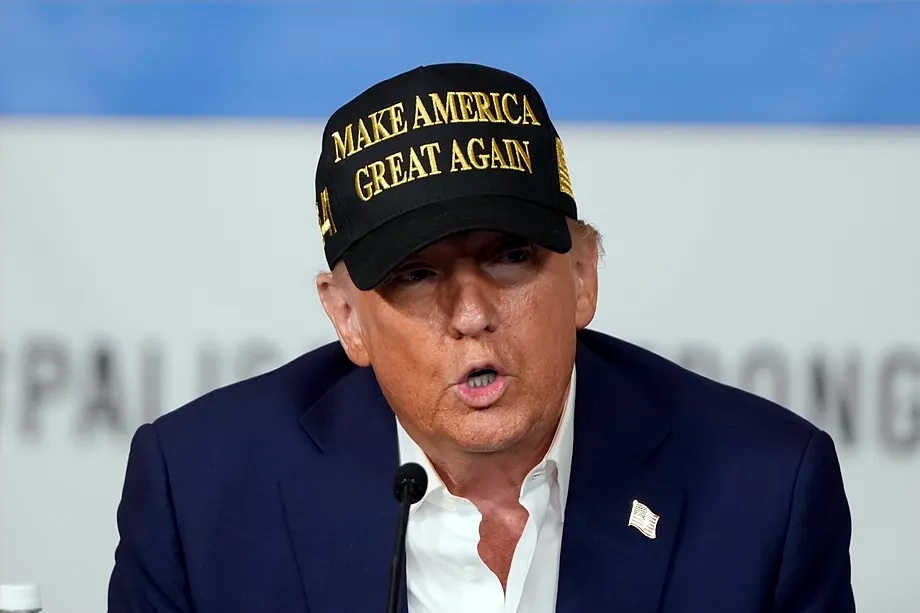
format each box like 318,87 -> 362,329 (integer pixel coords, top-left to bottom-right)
1,119 -> 918,611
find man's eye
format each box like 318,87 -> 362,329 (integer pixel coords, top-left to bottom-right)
394,268 -> 434,284
502,247 -> 533,264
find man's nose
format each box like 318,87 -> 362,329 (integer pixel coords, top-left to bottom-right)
443,264 -> 499,339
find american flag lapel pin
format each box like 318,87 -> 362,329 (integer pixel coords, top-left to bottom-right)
627,499 -> 660,539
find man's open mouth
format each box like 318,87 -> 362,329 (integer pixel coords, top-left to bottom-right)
466,368 -> 498,388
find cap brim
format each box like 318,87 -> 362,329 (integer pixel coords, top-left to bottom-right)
342,196 -> 572,291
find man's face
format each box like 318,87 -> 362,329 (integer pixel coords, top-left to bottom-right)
318,225 -> 598,457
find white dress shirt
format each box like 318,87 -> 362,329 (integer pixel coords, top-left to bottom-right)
396,367 -> 576,613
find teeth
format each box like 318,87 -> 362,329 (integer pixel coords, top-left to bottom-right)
467,372 -> 497,388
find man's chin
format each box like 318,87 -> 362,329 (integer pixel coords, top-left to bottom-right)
453,438 -> 517,454
448,413 -> 531,454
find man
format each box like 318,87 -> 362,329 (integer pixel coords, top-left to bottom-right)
108,63 -> 855,612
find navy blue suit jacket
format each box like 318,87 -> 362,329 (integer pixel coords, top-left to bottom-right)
108,330 -> 855,612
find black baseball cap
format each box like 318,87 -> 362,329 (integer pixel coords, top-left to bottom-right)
314,62 -> 578,290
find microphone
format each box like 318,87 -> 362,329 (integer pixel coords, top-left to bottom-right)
387,462 -> 428,613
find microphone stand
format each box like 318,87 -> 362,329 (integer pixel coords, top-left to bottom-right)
387,482 -> 413,613
387,462 -> 427,613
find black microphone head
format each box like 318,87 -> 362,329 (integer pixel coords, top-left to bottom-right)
393,462 -> 428,504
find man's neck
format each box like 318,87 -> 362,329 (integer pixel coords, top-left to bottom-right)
426,417 -> 560,507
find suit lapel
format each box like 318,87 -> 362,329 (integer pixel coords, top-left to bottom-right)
278,366 -> 407,613
556,337 -> 686,613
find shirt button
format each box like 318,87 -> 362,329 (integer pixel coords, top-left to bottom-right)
464,566 -> 476,581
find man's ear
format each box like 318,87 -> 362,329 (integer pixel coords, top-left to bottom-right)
316,266 -> 371,367
572,230 -> 599,330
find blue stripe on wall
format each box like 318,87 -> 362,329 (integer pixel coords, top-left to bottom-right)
1,1 -> 918,124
